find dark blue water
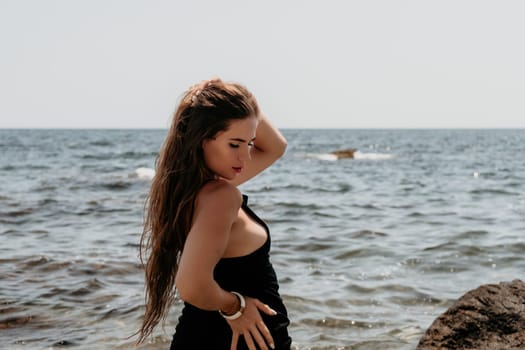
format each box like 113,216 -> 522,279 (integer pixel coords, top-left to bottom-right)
1,129 -> 524,349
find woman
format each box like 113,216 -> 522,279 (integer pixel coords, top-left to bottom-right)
137,78 -> 291,350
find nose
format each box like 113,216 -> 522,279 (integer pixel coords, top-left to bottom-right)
239,145 -> 251,161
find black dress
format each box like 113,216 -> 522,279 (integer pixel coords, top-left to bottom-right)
170,195 -> 292,350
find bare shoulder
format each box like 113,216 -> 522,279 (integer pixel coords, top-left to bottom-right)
195,180 -> 242,216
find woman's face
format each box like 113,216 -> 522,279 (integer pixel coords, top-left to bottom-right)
202,116 -> 258,180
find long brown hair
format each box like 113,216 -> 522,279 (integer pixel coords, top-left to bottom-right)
137,78 -> 259,343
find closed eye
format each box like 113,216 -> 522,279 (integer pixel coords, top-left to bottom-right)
228,137 -> 256,148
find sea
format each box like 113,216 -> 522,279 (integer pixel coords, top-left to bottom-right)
1,128 -> 524,350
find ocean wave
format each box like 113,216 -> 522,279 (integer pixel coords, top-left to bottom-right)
97,180 -> 134,190
305,151 -> 394,161
469,188 -> 520,196
0,164 -> 51,171
120,151 -> 158,159
350,230 -> 388,239
132,167 -> 155,180
353,151 -> 394,160
306,153 -> 339,161
81,151 -> 157,161
80,153 -> 117,161
89,140 -> 114,147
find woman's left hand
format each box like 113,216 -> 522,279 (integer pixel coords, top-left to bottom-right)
227,296 -> 277,350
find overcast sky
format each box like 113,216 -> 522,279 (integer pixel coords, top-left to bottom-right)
1,0 -> 524,129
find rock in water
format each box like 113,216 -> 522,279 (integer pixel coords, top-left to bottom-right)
416,280 -> 525,350
330,149 -> 356,159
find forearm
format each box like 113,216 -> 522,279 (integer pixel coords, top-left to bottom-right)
254,113 -> 287,158
177,277 -> 238,313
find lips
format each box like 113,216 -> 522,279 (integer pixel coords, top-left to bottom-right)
232,167 -> 242,173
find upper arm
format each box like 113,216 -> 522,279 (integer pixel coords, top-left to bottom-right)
175,183 -> 241,292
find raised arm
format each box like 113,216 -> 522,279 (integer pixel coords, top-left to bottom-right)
229,114 -> 287,187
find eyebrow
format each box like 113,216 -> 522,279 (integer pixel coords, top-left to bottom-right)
229,137 -> 256,143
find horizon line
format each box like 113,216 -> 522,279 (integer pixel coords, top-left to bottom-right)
1,126 -> 525,130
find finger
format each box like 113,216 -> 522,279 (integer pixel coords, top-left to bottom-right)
243,331 -> 258,350
255,299 -> 278,316
230,333 -> 239,350
250,324 -> 271,350
257,319 -> 275,349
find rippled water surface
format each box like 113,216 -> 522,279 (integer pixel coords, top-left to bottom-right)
1,129 -> 524,349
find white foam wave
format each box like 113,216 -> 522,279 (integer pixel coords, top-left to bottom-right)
305,152 -> 393,161
307,153 -> 339,161
134,167 -> 155,180
353,151 -> 394,160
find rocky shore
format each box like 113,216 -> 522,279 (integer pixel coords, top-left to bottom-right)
416,279 -> 525,350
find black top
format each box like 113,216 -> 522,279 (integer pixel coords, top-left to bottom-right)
170,195 -> 291,350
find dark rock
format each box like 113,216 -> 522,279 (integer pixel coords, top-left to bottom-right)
330,148 -> 356,159
416,279 -> 525,350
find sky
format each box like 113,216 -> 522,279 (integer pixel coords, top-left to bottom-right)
1,0 -> 524,129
